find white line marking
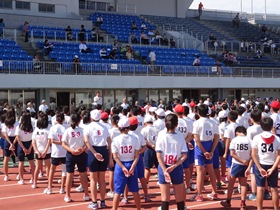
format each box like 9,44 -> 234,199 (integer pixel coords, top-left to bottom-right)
39,202 -> 89,210
0,191 -> 58,200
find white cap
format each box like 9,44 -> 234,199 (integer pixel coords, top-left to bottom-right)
118,118 -> 130,128
203,101 -> 210,106
218,110 -> 228,118
264,105 -> 269,110
90,109 -> 101,121
165,110 -> 173,116
155,108 -> 165,117
255,101 -> 260,105
241,97 -> 245,101
144,115 -> 154,123
74,55 -> 78,58
240,104 -> 246,108
149,107 -> 157,112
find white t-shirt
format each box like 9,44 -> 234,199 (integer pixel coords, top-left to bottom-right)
2,121 -> 19,137
84,121 -> 109,146
218,121 -> 228,139
177,118 -> 192,139
32,127 -> 51,154
100,121 -> 112,131
156,131 -> 188,166
48,124 -> 66,158
192,117 -> 218,141
111,133 -> 140,162
251,132 -> 280,165
39,104 -> 48,113
153,118 -> 165,134
15,126 -> 33,142
121,103 -> 129,109
63,115 -> 71,129
31,117 -> 37,130
247,124 -> 262,141
129,130 -> 146,147
62,127 -> 85,150
93,96 -> 102,105
141,125 -> 158,146
136,115 -> 144,132
224,122 -> 239,141
270,113 -> 280,135
149,51 -> 156,62
236,116 -> 249,129
109,127 -> 121,142
230,135 -> 251,165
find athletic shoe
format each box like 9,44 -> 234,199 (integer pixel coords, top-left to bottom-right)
31,184 -> 37,189
207,193 -> 218,200
16,174 -> 20,180
60,188 -> 66,194
44,188 -> 52,194
121,198 -> 128,204
220,200 -> 231,208
237,184 -> 241,194
13,163 -> 18,167
83,195 -> 90,201
4,175 -> 9,181
100,201 -> 107,208
57,179 -> 61,184
38,173 -> 43,178
152,174 -> 158,179
220,181 -> 226,186
246,193 -> 256,201
156,181 -> 160,186
18,180 -> 25,185
264,191 -> 272,200
88,202 -> 98,210
186,188 -> 191,194
106,191 -> 114,198
76,184 -> 84,192
170,189 -> 174,195
224,190 -> 228,194
189,194 -> 204,202
64,196 -> 72,203
216,182 -> 222,190
144,195 -> 151,202
29,179 -> 33,184
138,183 -> 142,189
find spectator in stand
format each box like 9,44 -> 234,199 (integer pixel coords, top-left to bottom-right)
140,31 -> 149,45
79,40 -> 92,53
72,55 -> 81,74
198,2 -> 204,19
170,36 -> 176,48
193,55 -> 201,66
33,54 -> 41,72
261,24 -> 268,33
131,21 -> 138,30
256,49 -> 263,59
112,39 -> 120,50
39,100 -> 48,113
91,27 -> 97,42
147,29 -> 155,41
23,21 -> 29,43
109,49 -> 117,59
79,25 -> 86,41
148,50 -> 156,71
44,39 -> 53,56
232,13 -> 240,28
240,39 -> 245,51
96,15 -> 103,28
162,33 -> 169,46
140,22 -> 147,31
65,26 -> 73,41
97,28 -> 104,42
126,48 -> 134,60
0,18 -> 5,37
209,34 -> 217,48
215,60 -> 222,75
99,47 -> 107,59
154,30 -> 163,44
130,32 -> 137,44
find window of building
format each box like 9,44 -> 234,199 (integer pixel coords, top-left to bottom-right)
0,0 -> 12,9
15,1 -> 30,10
38,3 -> 55,13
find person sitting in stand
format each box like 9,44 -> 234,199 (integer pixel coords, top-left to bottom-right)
140,31 -> 149,45
72,55 -> 81,74
131,21 -> 138,30
96,15 -> 103,28
109,49 -> 117,59
91,27 -> 97,42
162,33 -> 169,46
44,39 -> 53,56
99,47 -> 107,59
170,36 -> 176,48
65,26 -> 73,41
126,48 -> 134,60
140,22 -> 147,31
97,28 -> 104,42
33,54 -> 41,72
79,40 -> 92,53
131,32 -> 137,44
256,49 -> 263,59
112,39 -> 120,50
148,29 -> 155,41
209,34 -> 217,48
193,55 -> 201,66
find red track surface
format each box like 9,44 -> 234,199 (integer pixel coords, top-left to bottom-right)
0,166 -> 278,210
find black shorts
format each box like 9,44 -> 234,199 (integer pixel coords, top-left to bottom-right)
88,146 -> 109,172
35,153 -> 51,160
17,141 -> 34,161
254,164 -> 278,188
51,157 -> 66,166
4,136 -> 17,157
66,151 -> 87,173
144,146 -> 158,169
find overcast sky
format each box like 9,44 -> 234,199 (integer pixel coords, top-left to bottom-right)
190,0 -> 279,14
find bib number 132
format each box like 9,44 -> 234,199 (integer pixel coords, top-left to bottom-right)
164,154 -> 177,165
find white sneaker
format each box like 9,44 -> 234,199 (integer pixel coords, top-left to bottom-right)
29,179 -> 33,184
18,180 -> 25,185
170,189 -> 174,195
106,191 -> 114,198
75,184 -> 84,192
4,175 -> 9,181
44,188 -> 52,194
57,179 -> 61,184
38,173 -> 43,178
186,188 -> 191,194
31,184 -> 37,189
59,188 -> 66,194
16,174 -> 20,180
64,196 -> 72,203
83,195 -> 90,201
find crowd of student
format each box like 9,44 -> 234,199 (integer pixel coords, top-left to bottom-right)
0,96 -> 279,210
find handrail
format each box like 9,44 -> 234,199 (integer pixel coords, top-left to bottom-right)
0,60 -> 280,78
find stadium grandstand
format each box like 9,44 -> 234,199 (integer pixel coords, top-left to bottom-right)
0,0 -> 279,109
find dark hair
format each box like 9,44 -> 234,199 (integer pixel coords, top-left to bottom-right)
198,104 -> 208,117
271,107 -> 279,113
131,106 -> 139,116
1,112 -> 6,123
129,124 -> 138,131
184,106 -> 189,116
104,108 -> 110,116
71,114 -> 81,129
5,107 -> 16,128
111,107 -> 120,115
122,108 -> 128,116
56,112 -> 65,124
237,106 -> 246,116
36,112 -> 48,129
257,103 -> 265,112
222,103 -> 228,110
165,114 -> 178,131
111,115 -> 120,126
235,126 -> 247,135
62,106 -> 70,115
119,127 -> 130,133
19,111 -> 33,133
228,110 -> 238,121
260,117 -> 273,131
210,109 -> 216,118
250,109 -> 262,123
81,110 -> 91,124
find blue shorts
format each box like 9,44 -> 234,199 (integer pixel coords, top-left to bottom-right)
194,141 -> 213,166
158,164 -> 184,185
0,137 -> 4,149
114,161 -> 139,194
230,163 -> 247,177
188,140 -> 195,164
226,150 -> 232,168
213,145 -> 220,169
17,141 -> 34,161
88,146 -> 109,172
4,136 -> 17,157
218,140 -> 225,156
144,146 -> 158,169
253,164 -> 278,188
137,154 -> 144,178
183,143 -> 190,169
66,151 -> 87,173
51,157 -> 66,166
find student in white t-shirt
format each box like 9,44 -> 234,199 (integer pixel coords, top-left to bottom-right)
62,114 -> 89,203
251,117 -> 280,210
269,101 -> 280,137
220,126 -> 252,209
32,112 -> 51,189
44,112 -> 66,195
15,111 -> 35,185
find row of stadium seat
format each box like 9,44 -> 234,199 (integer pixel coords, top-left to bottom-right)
0,39 -> 32,61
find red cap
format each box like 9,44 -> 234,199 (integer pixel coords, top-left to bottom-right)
270,101 -> 280,109
174,104 -> 184,113
141,107 -> 145,113
190,101 -> 196,107
129,116 -> 138,125
100,112 -> 109,120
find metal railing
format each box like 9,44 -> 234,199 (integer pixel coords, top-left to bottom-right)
1,60 -> 280,78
